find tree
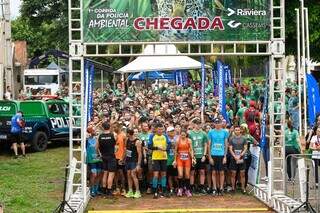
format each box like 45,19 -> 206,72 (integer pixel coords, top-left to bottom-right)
12,0 -> 68,58
285,0 -> 320,61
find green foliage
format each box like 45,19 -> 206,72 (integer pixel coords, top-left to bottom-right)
0,147 -> 68,213
285,0 -> 320,61
12,0 -> 68,57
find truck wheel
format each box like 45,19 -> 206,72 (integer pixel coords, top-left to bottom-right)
32,131 -> 48,152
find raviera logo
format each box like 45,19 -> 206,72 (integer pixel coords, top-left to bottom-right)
237,9 -> 267,16
0,106 -> 11,111
227,8 -> 267,16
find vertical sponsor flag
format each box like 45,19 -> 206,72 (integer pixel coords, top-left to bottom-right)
217,60 -> 227,120
307,73 -> 320,126
84,60 -> 95,124
88,63 -> 94,122
201,57 -> 206,114
175,71 -> 179,85
260,62 -> 269,150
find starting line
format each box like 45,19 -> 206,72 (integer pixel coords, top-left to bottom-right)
88,207 -> 270,213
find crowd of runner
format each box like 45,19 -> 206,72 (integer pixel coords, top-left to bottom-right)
84,79 -> 277,199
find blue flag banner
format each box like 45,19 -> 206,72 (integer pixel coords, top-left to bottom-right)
307,73 -> 320,126
260,62 -> 269,150
201,57 -> 206,112
217,60 -> 227,120
84,60 -> 95,124
175,71 -> 179,85
88,63 -> 94,122
224,65 -> 229,86
178,71 -> 183,86
211,68 -> 216,96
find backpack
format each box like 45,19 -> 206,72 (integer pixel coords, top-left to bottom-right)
247,109 -> 257,122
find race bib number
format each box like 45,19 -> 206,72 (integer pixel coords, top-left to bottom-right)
213,143 -> 223,150
312,151 -> 320,159
179,152 -> 189,160
126,150 -> 132,158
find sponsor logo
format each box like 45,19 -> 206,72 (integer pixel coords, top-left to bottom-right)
227,8 -> 267,16
133,17 -> 224,31
0,106 -> 11,111
50,117 -> 70,129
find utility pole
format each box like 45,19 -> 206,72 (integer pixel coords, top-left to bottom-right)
0,0 -> 12,100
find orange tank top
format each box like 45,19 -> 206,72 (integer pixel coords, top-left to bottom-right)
177,138 -> 191,160
115,132 -> 126,160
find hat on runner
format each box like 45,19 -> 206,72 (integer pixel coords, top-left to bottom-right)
167,126 -> 175,132
250,100 -> 256,107
214,118 -> 222,124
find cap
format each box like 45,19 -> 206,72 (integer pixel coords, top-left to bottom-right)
214,118 -> 222,124
250,100 -> 256,107
167,126 -> 175,132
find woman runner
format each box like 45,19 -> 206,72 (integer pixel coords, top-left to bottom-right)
173,129 -> 195,197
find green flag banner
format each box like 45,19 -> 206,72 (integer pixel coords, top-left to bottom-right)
83,0 -> 270,43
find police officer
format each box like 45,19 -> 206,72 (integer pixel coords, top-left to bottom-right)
11,111 -> 26,158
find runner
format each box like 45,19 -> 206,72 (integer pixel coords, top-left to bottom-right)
208,118 -> 229,196
113,123 -> 127,196
229,126 -> 248,193
173,129 -> 195,197
86,126 -> 103,197
166,126 -> 178,195
148,123 -> 171,199
189,119 -> 208,194
96,122 -> 117,196
138,122 -> 152,193
124,129 -> 142,199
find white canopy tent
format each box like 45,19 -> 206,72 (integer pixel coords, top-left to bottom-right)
115,44 -> 210,73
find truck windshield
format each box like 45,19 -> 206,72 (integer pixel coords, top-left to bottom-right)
25,75 -> 58,85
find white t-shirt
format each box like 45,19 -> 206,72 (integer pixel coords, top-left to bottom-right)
310,135 -> 320,159
5,91 -> 11,100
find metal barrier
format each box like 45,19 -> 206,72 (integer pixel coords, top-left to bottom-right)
285,154 -> 320,212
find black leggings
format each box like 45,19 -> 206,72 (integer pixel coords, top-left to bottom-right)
285,146 -> 299,179
244,155 -> 252,187
313,159 -> 320,184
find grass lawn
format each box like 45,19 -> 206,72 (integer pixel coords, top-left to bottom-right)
0,145 -> 68,213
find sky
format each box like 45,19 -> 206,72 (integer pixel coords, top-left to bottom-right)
11,0 -> 21,19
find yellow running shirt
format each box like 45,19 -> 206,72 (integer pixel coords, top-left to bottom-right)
150,134 -> 170,160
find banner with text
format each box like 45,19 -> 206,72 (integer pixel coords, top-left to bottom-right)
83,0 -> 270,42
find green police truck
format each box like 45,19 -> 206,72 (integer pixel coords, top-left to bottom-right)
0,98 -> 71,152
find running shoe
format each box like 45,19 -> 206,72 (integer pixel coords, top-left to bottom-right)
199,188 -> 207,195
211,189 -> 217,196
242,189 -> 247,195
226,186 -> 233,193
146,188 -> 152,194
185,189 -> 192,197
125,190 -> 134,198
219,189 -> 224,196
177,188 -> 183,197
113,188 -> 121,196
121,189 -> 127,196
133,191 -> 142,199
153,192 -> 159,199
